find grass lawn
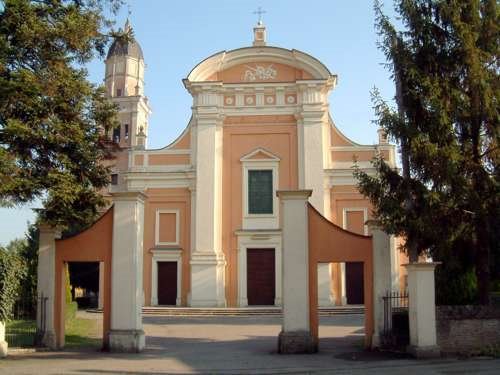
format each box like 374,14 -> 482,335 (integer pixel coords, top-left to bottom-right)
65,314 -> 101,348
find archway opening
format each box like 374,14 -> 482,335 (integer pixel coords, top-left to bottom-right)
63,261 -> 103,350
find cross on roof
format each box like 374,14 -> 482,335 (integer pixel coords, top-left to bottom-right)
253,7 -> 266,24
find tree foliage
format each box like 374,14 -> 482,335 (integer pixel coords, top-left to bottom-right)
0,245 -> 26,321
0,0 -> 124,229
355,0 -> 499,304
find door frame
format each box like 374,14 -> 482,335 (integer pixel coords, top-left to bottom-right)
151,249 -> 182,306
236,230 -> 282,307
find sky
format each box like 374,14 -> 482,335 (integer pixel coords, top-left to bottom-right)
0,0 -> 398,246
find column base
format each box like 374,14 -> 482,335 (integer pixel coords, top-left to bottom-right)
35,329 -> 57,349
109,329 -> 145,353
371,333 -> 383,349
0,341 -> 7,358
278,330 -> 317,354
190,252 -> 226,307
407,345 -> 441,359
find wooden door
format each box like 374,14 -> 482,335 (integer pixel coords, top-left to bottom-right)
247,249 -> 275,305
157,261 -> 177,305
346,262 -> 364,304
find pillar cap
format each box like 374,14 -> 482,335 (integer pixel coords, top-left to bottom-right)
276,190 -> 312,200
38,223 -> 62,238
110,190 -> 148,202
403,262 -> 442,270
365,219 -> 383,230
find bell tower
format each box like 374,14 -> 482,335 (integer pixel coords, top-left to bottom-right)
104,19 -> 151,149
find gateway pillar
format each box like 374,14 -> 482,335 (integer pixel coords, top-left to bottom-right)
109,191 -> 146,352
277,190 -> 317,354
36,224 -> 61,349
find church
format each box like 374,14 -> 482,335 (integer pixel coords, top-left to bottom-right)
101,18 -> 402,308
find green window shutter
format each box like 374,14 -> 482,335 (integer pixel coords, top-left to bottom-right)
248,170 -> 273,214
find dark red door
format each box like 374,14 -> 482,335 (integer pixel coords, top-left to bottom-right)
247,249 -> 275,305
157,261 -> 177,305
346,262 -> 364,304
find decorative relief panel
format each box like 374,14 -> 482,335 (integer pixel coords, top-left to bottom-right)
285,94 -> 297,104
244,95 -> 256,106
243,64 -> 277,81
224,95 -> 235,106
264,95 -> 275,105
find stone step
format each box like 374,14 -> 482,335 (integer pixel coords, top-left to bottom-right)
87,306 -> 364,317
141,306 -> 364,317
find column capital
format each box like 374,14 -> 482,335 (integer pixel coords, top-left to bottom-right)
365,220 -> 383,231
110,191 -> 147,203
404,262 -> 442,271
276,189 -> 312,200
38,223 -> 62,238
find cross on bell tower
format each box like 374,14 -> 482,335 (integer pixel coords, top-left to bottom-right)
252,7 -> 267,47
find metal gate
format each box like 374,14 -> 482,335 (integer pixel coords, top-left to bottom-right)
381,290 -> 409,349
5,294 -> 47,348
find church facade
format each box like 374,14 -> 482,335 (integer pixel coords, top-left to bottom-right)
103,20 -> 401,308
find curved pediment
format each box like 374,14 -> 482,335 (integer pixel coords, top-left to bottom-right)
186,46 -> 334,83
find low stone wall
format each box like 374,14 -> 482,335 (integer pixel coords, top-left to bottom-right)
436,305 -> 500,354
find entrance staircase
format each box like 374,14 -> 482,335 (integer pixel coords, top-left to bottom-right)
140,305 -> 364,317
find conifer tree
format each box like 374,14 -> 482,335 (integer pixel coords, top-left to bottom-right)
355,0 -> 499,304
0,0 -> 124,228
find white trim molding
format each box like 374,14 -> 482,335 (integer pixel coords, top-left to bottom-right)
235,229 -> 282,307
240,148 -> 280,230
155,209 -> 180,246
150,249 -> 182,306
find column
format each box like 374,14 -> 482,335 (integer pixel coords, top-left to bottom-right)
98,261 -> 104,310
109,191 -> 146,352
367,221 -> 394,348
317,263 -> 334,306
340,263 -> 347,305
190,85 -> 226,307
36,224 -> 61,349
277,190 -> 316,354
405,263 -> 441,358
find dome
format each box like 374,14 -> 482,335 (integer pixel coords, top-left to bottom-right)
106,20 -> 144,60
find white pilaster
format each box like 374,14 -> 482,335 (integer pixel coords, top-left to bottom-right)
318,263 -> 334,306
297,82 -> 332,215
190,84 -> 226,307
36,224 -> 61,349
98,261 -> 104,310
340,262 -> 347,305
367,221 -> 394,348
405,263 -> 441,358
277,190 -> 316,353
109,191 -> 146,352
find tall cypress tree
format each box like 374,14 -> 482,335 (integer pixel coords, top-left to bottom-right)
0,0 -> 124,228
355,0 -> 499,304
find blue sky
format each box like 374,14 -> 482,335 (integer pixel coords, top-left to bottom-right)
0,0 -> 398,246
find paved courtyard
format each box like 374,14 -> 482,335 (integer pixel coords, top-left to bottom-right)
1,314 -> 499,374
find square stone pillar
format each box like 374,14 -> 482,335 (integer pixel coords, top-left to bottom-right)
277,190 -> 317,354
0,321 -> 7,357
367,220 -> 394,348
318,263 -> 334,307
109,191 -> 146,352
36,224 -> 61,349
405,262 -> 441,358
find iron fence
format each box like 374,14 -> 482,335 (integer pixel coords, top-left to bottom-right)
5,294 -> 47,348
381,290 -> 409,349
